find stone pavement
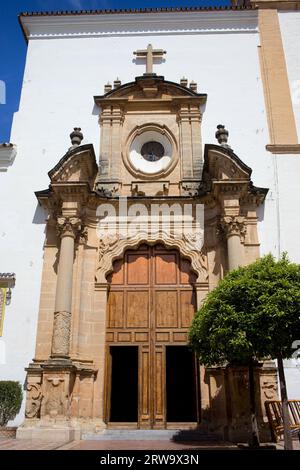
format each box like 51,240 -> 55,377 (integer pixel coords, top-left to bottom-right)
0,438 -> 299,451
0,439 -> 66,450
58,440 -> 236,450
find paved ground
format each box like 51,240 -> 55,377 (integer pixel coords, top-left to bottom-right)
58,440 -> 236,450
0,438 -> 299,451
0,439 -> 65,450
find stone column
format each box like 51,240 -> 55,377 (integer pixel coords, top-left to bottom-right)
221,216 -> 246,271
50,216 -> 81,360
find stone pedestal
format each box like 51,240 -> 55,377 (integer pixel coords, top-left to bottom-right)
203,361 -> 278,443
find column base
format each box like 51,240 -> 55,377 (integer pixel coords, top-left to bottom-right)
16,421 -> 81,441
16,419 -> 106,441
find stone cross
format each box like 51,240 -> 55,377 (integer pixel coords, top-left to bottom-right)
134,44 -> 166,75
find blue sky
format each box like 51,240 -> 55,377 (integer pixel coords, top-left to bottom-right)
0,1 -> 230,142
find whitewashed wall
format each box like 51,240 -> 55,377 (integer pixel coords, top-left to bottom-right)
1,10 -> 299,423
279,11 -> 300,139
277,11 -> 300,398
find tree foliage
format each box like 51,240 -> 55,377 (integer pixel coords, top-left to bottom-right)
189,254 -> 300,366
0,381 -> 22,427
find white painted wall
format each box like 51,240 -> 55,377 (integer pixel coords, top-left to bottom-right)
277,11 -> 300,399
279,11 -> 300,139
1,10 -> 299,424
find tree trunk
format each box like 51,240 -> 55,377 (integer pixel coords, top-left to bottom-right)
248,359 -> 260,447
277,355 -> 293,450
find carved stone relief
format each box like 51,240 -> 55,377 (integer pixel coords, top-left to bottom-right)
25,382 -> 42,419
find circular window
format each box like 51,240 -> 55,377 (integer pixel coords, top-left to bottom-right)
141,141 -> 165,162
126,126 -> 177,177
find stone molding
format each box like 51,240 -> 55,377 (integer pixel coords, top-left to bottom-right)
48,144 -> 98,187
96,232 -> 208,284
251,0 -> 300,9
0,144 -> 17,172
266,144 -> 300,154
20,11 -> 258,40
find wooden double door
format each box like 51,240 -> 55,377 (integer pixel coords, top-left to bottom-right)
105,244 -> 200,428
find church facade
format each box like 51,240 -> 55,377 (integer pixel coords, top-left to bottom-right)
0,1 -> 300,441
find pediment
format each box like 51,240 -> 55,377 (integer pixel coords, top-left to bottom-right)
203,144 -> 252,182
94,75 -> 207,104
48,144 -> 98,186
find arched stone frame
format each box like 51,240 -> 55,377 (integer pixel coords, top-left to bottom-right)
96,232 -> 208,284
94,233 -> 210,426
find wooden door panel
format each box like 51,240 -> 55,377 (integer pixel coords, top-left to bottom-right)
127,254 -> 149,285
126,291 -> 149,328
140,345 -> 151,428
155,253 -> 177,284
154,346 -> 166,428
107,244 -> 198,428
108,291 -> 124,328
155,290 -> 178,328
180,258 -> 197,284
109,259 -> 124,285
180,290 -> 196,327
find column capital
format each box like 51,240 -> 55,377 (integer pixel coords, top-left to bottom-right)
56,216 -> 82,239
220,215 -> 246,241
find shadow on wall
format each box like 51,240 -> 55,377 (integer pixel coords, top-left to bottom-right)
32,204 -> 47,226
256,201 -> 265,223
198,365 -> 271,443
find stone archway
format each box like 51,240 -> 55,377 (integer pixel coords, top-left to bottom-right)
103,243 -> 201,429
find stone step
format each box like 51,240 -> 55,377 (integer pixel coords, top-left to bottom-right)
82,428 -> 219,442
82,430 -> 177,441
172,430 -> 219,442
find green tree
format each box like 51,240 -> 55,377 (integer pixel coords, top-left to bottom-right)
189,254 -> 300,449
0,381 -> 22,427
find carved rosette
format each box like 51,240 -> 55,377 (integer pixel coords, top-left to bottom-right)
25,383 -> 42,419
56,216 -> 82,240
51,311 -> 71,358
220,216 -> 246,242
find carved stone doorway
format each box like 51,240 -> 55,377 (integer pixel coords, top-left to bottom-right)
104,243 -> 200,429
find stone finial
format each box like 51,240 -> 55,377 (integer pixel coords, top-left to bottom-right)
69,128 -> 83,148
215,124 -> 231,149
113,78 -> 121,89
104,82 -> 112,93
189,81 -> 197,92
180,77 -> 188,87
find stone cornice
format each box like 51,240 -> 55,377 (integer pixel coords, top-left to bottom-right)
250,0 -> 300,10
48,143 -> 98,185
95,76 -> 207,107
0,144 -> 17,172
203,144 -> 269,205
19,10 -> 258,40
0,273 -> 16,288
266,144 -> 300,154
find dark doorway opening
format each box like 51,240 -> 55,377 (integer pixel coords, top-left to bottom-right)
166,346 -> 198,422
110,346 -> 138,422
